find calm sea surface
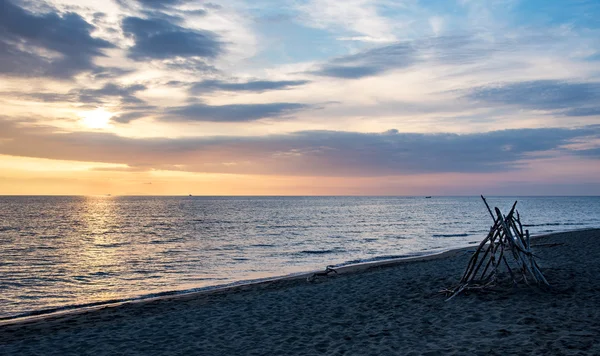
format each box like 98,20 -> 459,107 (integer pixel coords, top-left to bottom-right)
1,196 -> 599,319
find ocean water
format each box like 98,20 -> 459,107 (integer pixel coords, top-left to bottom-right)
1,196 -> 599,319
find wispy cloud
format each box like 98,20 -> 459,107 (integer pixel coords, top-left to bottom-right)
164,102 -> 310,122
311,42 -> 415,78
296,0 -> 398,43
466,80 -> 600,116
189,79 -> 310,94
309,35 -> 501,79
6,83 -> 147,106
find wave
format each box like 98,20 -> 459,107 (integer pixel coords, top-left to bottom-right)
523,222 -> 585,227
341,253 -> 425,266
299,249 -> 341,255
94,242 -> 130,248
148,239 -> 182,245
90,271 -> 112,277
0,298 -> 131,321
35,246 -> 58,250
38,235 -> 61,239
432,233 -> 469,238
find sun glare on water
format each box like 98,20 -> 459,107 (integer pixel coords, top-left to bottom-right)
79,108 -> 113,129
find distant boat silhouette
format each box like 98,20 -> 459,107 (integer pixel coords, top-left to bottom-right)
189,194 -> 192,197
425,196 -> 432,198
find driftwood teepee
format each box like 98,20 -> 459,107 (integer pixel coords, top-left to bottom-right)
445,196 -> 549,300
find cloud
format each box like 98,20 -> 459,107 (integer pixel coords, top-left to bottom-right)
117,0 -> 198,11
132,0 -> 187,9
576,147 -> 600,158
112,111 -> 153,124
122,16 -> 222,60
89,67 -> 134,80
564,107 -> 600,117
77,83 -> 147,105
6,83 -> 147,106
311,42 -> 415,78
0,0 -> 114,78
189,79 -> 310,93
466,80 -> 600,115
296,0 -> 397,43
165,102 -> 310,122
162,57 -> 219,74
310,36 -> 489,79
1,117 -> 598,176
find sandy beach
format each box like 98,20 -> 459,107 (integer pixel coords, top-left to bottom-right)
2,228 -> 600,355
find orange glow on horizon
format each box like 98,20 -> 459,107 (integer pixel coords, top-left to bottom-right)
1,154 -> 600,196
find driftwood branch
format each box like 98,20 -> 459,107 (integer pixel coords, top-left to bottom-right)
307,265 -> 338,282
445,196 -> 550,300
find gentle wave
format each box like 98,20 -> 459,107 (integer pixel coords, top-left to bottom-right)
523,222 -> 585,227
341,253 -> 425,266
299,249 -> 341,255
432,233 -> 469,238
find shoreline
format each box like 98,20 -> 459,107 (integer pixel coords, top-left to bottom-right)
2,228 -> 600,355
1,227 -> 592,328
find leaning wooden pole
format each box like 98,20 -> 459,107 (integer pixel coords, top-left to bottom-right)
444,196 -> 550,300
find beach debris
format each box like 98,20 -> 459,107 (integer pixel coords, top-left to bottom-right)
307,265 -> 338,282
444,196 -> 550,300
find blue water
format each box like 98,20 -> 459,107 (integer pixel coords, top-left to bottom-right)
1,196 -> 599,319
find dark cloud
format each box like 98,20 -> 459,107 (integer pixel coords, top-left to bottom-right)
77,83 -> 147,105
115,0 -> 185,11
310,35 -> 533,79
189,79 -> 310,94
466,80 -> 600,116
310,36 -> 493,79
112,111 -> 152,124
185,9 -> 208,16
312,42 -> 415,78
6,83 -> 147,106
564,107 -> 600,117
575,147 -> 600,158
204,3 -> 221,10
1,117 -> 598,176
89,67 -> 134,80
165,102 -> 309,122
0,0 -> 114,78
115,0 -> 192,10
315,65 -> 382,79
116,0 -> 208,18
122,16 -> 221,60
134,0 -> 186,9
467,80 -> 600,109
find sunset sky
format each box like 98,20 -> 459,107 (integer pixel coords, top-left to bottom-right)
1,0 -> 599,195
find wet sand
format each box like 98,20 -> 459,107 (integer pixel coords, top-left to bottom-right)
1,229 -> 600,355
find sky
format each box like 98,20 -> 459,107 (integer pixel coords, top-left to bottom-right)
1,0 -> 599,195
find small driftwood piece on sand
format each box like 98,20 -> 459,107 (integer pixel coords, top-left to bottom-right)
444,196 -> 550,301
307,265 -> 338,282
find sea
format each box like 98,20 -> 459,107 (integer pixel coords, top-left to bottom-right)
1,196 -> 599,320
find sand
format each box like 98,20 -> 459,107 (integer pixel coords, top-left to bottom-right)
2,229 -> 600,355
